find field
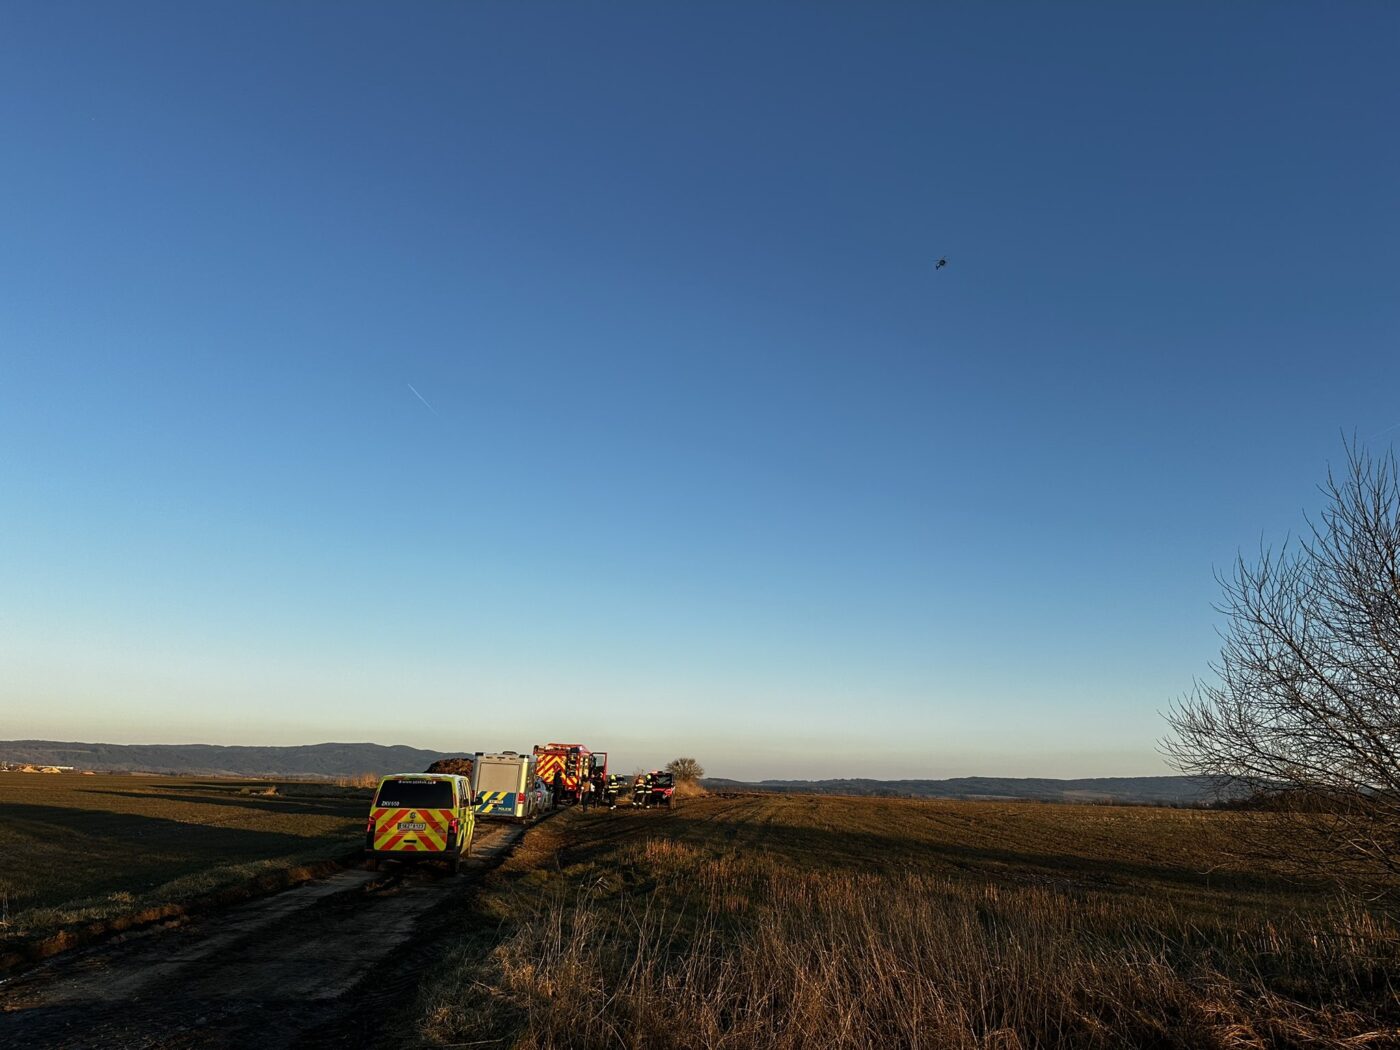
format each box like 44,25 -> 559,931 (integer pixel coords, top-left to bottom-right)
4,782 -> 1398,1048
0,771 -> 367,950
414,794 -> 1400,1050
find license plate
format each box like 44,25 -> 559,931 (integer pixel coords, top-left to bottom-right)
397,821 -> 426,831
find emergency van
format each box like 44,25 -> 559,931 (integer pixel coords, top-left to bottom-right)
470,751 -> 544,823
365,773 -> 475,872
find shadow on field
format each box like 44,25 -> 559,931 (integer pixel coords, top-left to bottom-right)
174,779 -> 374,800
3,803 -> 350,913
6,802 -> 333,847
566,801 -> 1290,896
81,788 -> 362,818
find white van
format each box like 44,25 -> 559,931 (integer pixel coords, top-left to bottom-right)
470,751 -> 544,823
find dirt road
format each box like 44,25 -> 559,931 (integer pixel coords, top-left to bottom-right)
0,822 -> 525,1048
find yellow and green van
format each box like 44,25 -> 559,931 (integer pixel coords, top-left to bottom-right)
365,773 -> 475,873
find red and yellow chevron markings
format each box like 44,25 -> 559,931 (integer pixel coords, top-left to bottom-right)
371,807 -> 452,852
535,753 -> 564,779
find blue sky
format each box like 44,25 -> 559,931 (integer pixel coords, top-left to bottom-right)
2,3 -> 1396,779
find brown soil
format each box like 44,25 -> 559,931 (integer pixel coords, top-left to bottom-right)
0,822 -> 529,1048
0,855 -> 354,973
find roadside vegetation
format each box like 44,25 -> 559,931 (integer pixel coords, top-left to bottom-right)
415,793 -> 1400,1049
0,771 -> 367,955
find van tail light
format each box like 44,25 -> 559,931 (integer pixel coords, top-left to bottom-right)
365,816 -> 375,834
448,818 -> 460,838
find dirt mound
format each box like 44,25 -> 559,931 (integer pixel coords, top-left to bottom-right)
425,757 -> 474,776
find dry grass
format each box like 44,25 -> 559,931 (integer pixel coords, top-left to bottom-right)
335,772 -> 381,789
672,779 -> 708,800
0,771 -> 370,946
415,794 -> 1400,1049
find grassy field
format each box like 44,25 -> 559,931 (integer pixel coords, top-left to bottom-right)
0,771 -> 367,948
415,793 -> 1400,1050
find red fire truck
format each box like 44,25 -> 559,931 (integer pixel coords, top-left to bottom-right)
532,743 -> 608,805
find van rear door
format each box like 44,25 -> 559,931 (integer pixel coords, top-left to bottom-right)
370,778 -> 457,853
473,756 -> 526,818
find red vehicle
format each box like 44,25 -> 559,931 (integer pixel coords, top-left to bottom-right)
632,770 -> 676,808
649,770 -> 676,807
532,743 -> 608,805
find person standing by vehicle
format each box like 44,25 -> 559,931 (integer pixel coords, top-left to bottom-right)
607,773 -> 627,809
552,769 -> 564,809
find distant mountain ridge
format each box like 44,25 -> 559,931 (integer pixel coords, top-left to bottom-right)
1,742 -> 1220,802
0,740 -> 459,777
701,775 -> 1227,805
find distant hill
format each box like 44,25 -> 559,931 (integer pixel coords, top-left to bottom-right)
700,775 -> 1229,806
0,740 -> 463,777
0,742 -> 1224,802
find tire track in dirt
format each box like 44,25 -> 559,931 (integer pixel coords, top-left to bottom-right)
0,822 -> 528,1049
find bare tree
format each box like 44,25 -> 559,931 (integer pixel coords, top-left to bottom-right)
1165,442 -> 1400,898
665,757 -> 705,782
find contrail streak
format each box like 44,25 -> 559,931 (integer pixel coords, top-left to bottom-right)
407,382 -> 437,415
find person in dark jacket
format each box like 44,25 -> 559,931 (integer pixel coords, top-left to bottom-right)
552,770 -> 564,809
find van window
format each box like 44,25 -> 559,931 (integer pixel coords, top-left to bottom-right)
375,779 -> 454,809
476,760 -> 522,793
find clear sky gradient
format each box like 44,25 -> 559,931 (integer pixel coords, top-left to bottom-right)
2,4 -> 1396,779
